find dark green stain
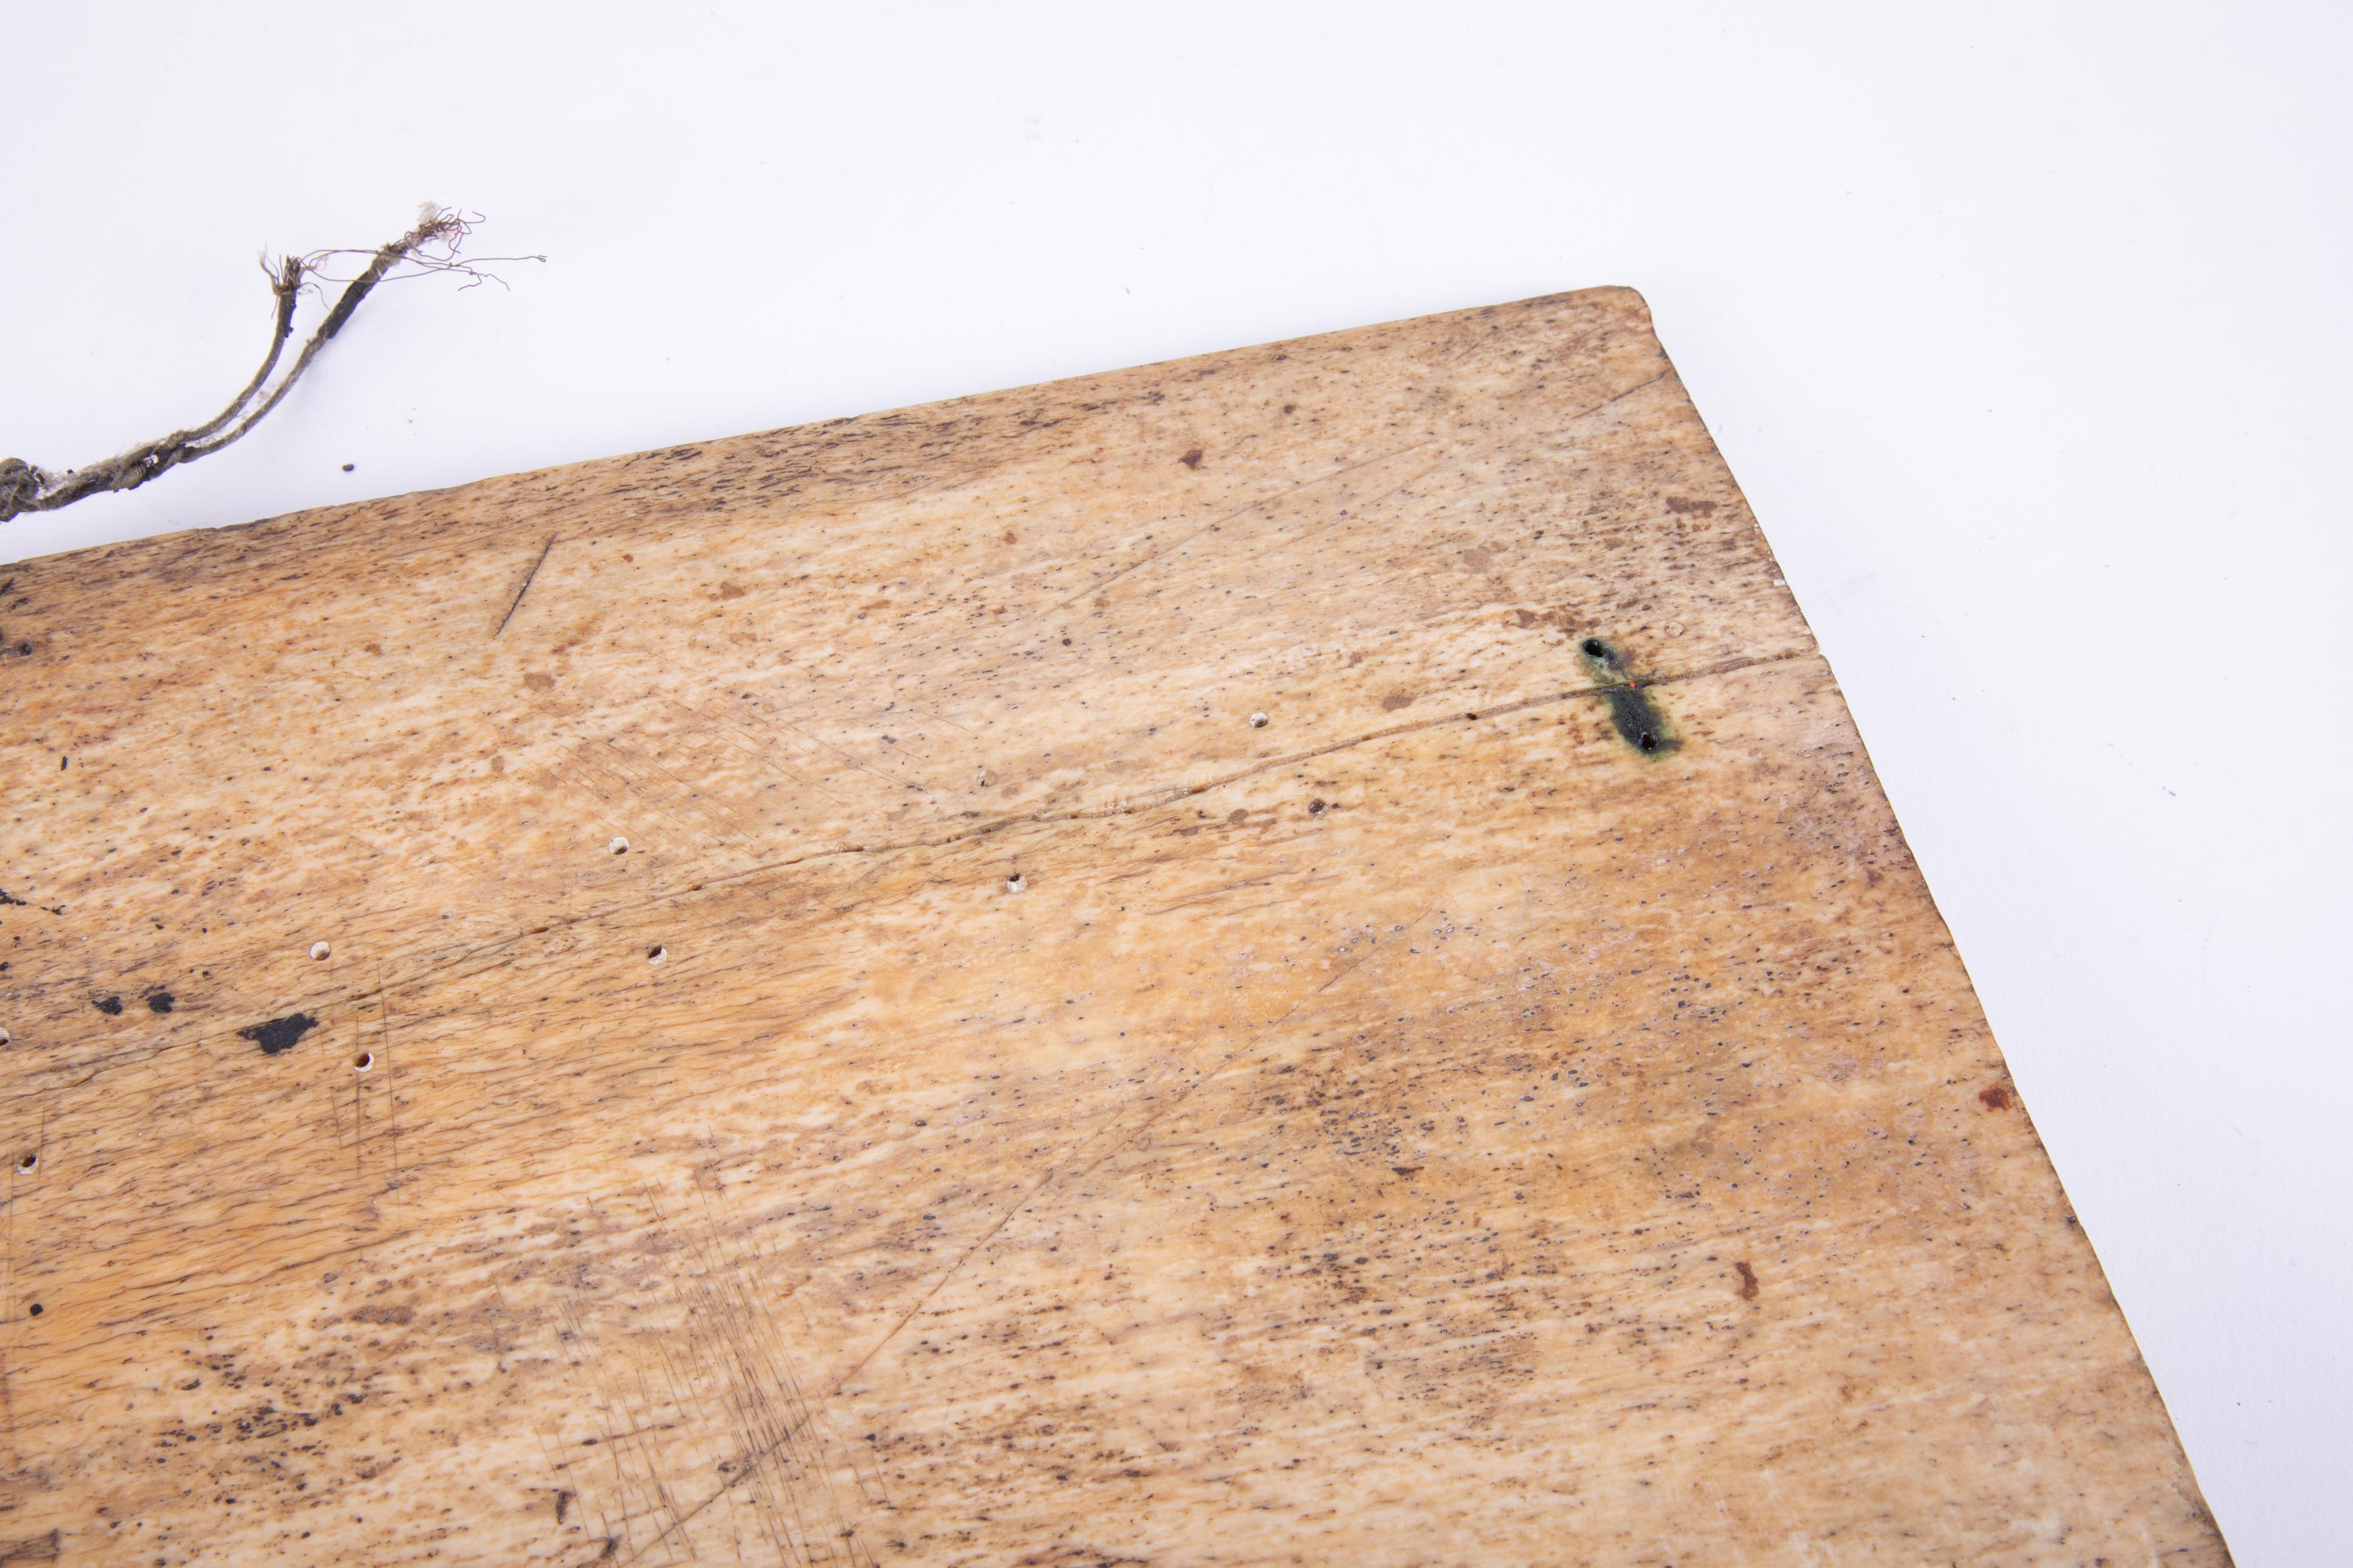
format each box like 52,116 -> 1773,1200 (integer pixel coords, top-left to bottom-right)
1579,636 -> 1677,756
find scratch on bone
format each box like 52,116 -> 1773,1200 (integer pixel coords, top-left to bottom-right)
495,535 -> 558,637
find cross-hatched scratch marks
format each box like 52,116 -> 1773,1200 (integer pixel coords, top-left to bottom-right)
833,900 -> 1441,1395
545,1190 -> 883,1567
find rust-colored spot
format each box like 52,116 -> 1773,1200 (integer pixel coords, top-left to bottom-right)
523,672 -> 555,692
1665,497 -> 1718,515
717,581 -> 747,600
1180,447 -> 1204,470
1735,1261 -> 1759,1301
1979,1085 -> 2015,1111
1381,692 -> 1414,711
1226,809 -> 1248,824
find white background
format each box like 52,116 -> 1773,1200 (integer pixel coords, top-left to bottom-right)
5,5 -> 2346,1559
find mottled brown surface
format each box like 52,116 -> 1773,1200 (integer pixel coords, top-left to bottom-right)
0,290 -> 2225,1564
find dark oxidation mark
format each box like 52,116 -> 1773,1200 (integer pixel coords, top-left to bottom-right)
1580,635 -> 1677,756
147,990 -> 175,1013
0,1529 -> 60,1563
91,994 -> 123,1016
1735,1260 -> 1760,1301
349,1303 -> 414,1326
0,888 -> 22,906
239,1013 -> 318,1056
1979,1084 -> 2015,1111
1180,447 -> 1204,470
555,1489 -> 574,1524
1665,496 -> 1719,515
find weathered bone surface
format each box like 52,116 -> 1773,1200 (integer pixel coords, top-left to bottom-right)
0,291 -> 2224,1565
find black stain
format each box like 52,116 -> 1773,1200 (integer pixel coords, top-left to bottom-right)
1580,636 -> 1678,756
91,994 -> 123,1016
0,888 -> 23,906
147,991 -> 176,1014
239,1013 -> 318,1056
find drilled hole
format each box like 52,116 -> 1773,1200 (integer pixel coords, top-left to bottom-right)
309,941 -> 331,961
609,837 -> 629,855
1006,873 -> 1028,894
1638,731 -> 1658,753
1581,638 -> 1609,659
0,1027 -> 11,1046
648,945 -> 667,964
27,1303 -> 41,1317
354,1051 -> 374,1073
14,1152 -> 33,1174
1248,711 -> 1268,728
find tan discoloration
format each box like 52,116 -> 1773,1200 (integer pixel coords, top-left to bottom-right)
0,291 -> 2222,1563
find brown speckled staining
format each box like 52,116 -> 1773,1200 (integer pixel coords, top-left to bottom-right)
0,290 -> 2225,1565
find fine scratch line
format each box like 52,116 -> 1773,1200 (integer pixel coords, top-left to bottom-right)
30,646 -> 1813,1102
495,535 -> 558,637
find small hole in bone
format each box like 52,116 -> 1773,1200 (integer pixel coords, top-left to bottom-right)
610,837 -> 630,855
14,1152 -> 34,1174
309,941 -> 331,961
354,1051 -> 374,1072
1248,712 -> 1268,728
648,945 -> 667,964
1006,874 -> 1028,894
